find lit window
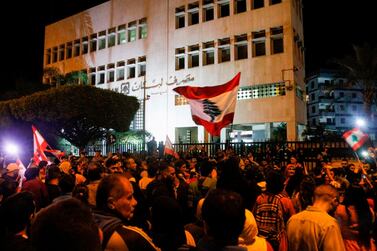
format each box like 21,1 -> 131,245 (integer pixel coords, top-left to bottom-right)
252,30 -> 266,57
252,0 -> 264,9
218,0 -> 230,18
175,6 -> 185,29
175,95 -> 189,106
52,47 -> 58,63
108,28 -> 116,47
234,0 -> 247,14
203,41 -> 215,65
127,59 -> 136,79
107,64 -> 115,83
188,44 -> 200,68
117,25 -> 126,44
98,31 -> 106,50
74,39 -> 81,56
202,0 -> 214,22
235,34 -> 248,60
82,37 -> 89,54
188,2 -> 199,26
46,49 -> 51,65
271,26 -> 283,54
128,21 -> 137,42
97,66 -> 105,85
59,44 -> 65,61
175,47 -> 185,70
137,56 -> 146,77
117,61 -> 125,81
218,37 -> 231,63
138,18 -> 147,39
66,42 -> 72,59
90,34 -> 97,52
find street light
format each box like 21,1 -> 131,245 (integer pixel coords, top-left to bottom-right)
355,118 -> 366,128
5,142 -> 19,156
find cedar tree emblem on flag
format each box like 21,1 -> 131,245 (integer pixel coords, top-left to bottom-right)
173,72 -> 241,136
342,128 -> 368,151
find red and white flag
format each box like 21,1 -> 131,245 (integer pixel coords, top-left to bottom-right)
343,128 -> 368,151
32,125 -> 49,165
173,73 -> 241,136
164,135 -> 179,159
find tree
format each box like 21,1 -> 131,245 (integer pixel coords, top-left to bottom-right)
335,44 -> 377,119
43,67 -> 89,86
0,85 -> 139,149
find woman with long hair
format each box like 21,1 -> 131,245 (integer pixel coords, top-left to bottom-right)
335,185 -> 376,251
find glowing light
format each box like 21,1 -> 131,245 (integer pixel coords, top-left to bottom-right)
361,151 -> 368,157
5,142 -> 19,155
356,118 -> 366,127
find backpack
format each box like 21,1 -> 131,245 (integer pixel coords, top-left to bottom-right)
253,194 -> 285,250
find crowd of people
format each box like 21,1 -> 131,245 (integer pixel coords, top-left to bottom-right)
1,145 -> 377,251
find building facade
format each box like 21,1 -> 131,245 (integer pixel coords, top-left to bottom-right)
44,0 -> 306,143
306,69 -> 377,139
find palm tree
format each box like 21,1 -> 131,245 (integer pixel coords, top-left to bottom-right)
43,67 -> 64,86
43,67 -> 88,86
335,44 -> 377,119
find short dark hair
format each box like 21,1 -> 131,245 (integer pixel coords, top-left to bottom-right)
58,174 -> 76,194
96,174 -> 128,211
0,191 -> 35,234
86,162 -> 102,181
38,160 -> 48,169
24,167 -> 40,181
31,198 -> 101,251
202,189 -> 245,245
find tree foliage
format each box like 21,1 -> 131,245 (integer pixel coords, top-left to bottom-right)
0,85 -> 139,148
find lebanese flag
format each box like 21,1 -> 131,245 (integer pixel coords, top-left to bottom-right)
33,125 -> 49,165
173,73 -> 241,136
164,135 -> 179,159
343,128 -> 368,151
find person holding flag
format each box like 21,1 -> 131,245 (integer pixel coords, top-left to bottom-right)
173,72 -> 241,137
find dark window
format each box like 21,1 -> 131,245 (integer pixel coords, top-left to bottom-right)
218,38 -> 231,63
188,3 -> 199,25
252,30 -> 266,57
175,47 -> 185,70
176,6 -> 185,29
271,26 -> 284,54
203,0 -> 214,22
270,0 -> 282,5
252,0 -> 264,9
235,0 -> 247,13
218,0 -> 230,18
235,34 -> 248,60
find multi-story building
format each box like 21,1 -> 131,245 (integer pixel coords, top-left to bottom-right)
306,69 -> 377,139
43,0 -> 306,143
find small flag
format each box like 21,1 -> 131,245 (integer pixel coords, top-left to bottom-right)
173,73 -> 241,136
343,128 -> 368,151
32,125 -> 62,164
164,135 -> 179,159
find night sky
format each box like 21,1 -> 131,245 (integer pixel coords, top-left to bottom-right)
0,0 -> 375,91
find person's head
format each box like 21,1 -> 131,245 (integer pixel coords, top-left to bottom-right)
5,163 -> 20,179
96,174 -> 137,220
290,156 -> 297,164
38,160 -> 48,170
126,157 -> 137,171
58,173 -> 76,194
0,178 -> 18,202
313,184 -> 339,214
202,189 -> 245,246
266,170 -> 285,195
24,167 -> 40,181
31,198 -> 101,251
46,164 -> 62,182
86,161 -> 102,181
0,191 -> 35,234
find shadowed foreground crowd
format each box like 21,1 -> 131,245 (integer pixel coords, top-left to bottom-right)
1,147 -> 377,251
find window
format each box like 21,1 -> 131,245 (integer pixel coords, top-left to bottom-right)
188,2 -> 199,25
98,31 -> 106,50
90,34 -> 97,52
311,106 -> 315,113
218,37 -> 231,63
234,0 -> 247,14
312,119 -> 316,125
352,93 -> 357,98
352,105 -> 356,111
74,39 -> 81,56
310,81 -> 314,89
252,0 -> 264,9
340,105 -> 345,111
218,0 -> 230,18
108,28 -> 116,47
82,37 -> 88,54
270,0 -> 282,5
203,41 -> 215,65
339,92 -> 344,98
235,34 -> 248,60
175,47 -> 185,70
341,118 -> 346,124
52,47 -> 58,63
89,68 -> 96,86
252,30 -> 266,57
271,26 -> 283,54
59,44 -> 65,61
175,6 -> 185,29
117,25 -> 127,44
116,61 -> 125,81
138,56 -> 146,77
127,59 -> 136,79
237,82 -> 286,99
128,21 -> 137,42
107,64 -> 115,83
188,44 -> 200,68
46,49 -> 51,65
138,18 -> 147,39
97,66 -> 105,85
66,42 -> 72,59
310,93 -> 315,101
202,0 -> 214,22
